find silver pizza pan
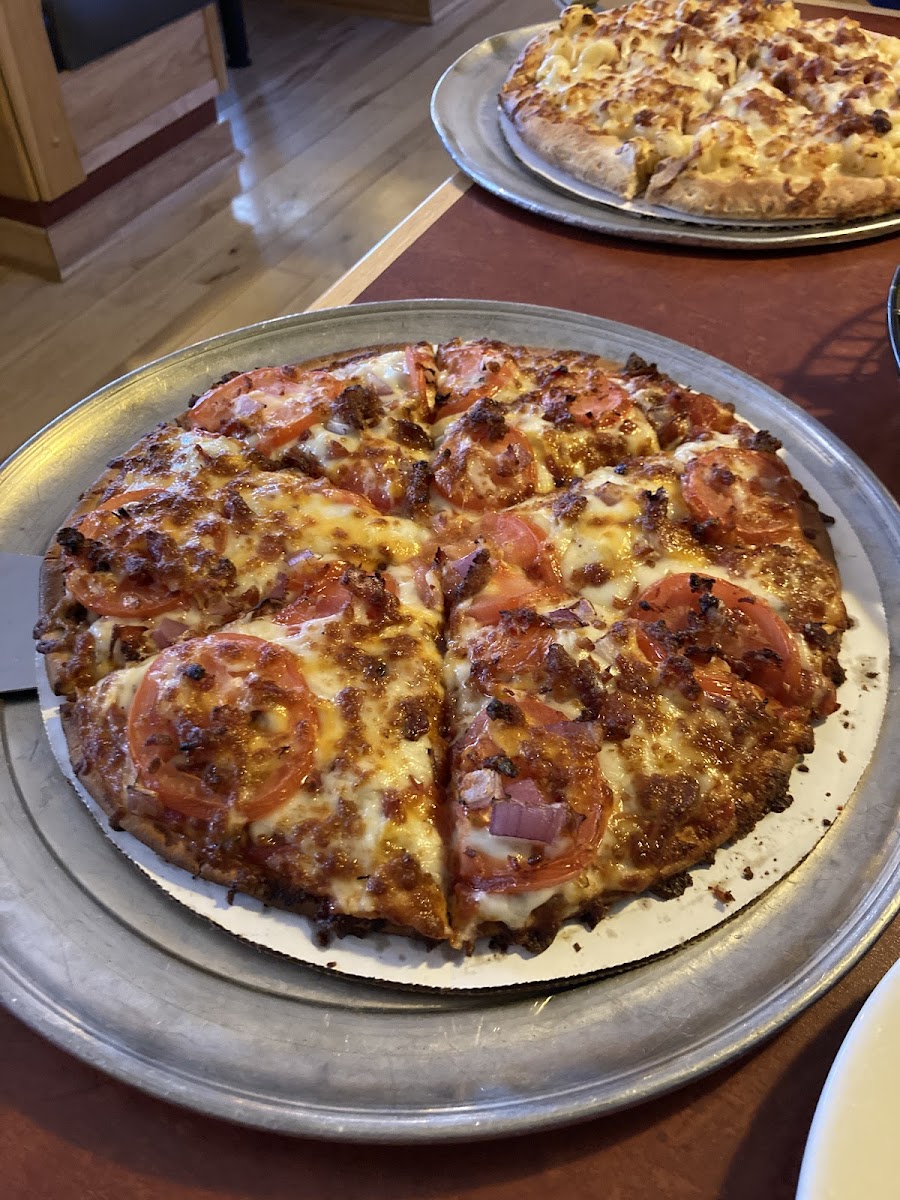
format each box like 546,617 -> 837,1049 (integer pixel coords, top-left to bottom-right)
431,26 -> 900,250
1,299 -> 899,1141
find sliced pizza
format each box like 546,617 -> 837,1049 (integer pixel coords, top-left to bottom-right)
63,562 -> 451,942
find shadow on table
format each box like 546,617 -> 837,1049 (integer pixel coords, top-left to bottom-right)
772,301 -> 900,498
718,998 -> 866,1200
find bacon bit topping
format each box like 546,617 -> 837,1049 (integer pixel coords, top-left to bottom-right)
483,755 -> 518,777
552,487 -> 587,523
401,460 -> 432,518
280,446 -> 324,477
640,487 -> 668,531
464,398 -> 507,442
538,643 -> 604,719
329,384 -> 382,431
340,567 -> 400,628
541,391 -> 577,429
447,547 -> 492,606
222,488 -> 255,532
747,429 -> 782,454
569,561 -> 610,590
395,698 -> 430,742
486,698 -> 523,724
57,527 -> 85,555
872,109 -> 892,135
392,419 -> 432,450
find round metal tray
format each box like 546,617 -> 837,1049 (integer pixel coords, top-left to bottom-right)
2,300 -> 899,1141
431,26 -> 900,250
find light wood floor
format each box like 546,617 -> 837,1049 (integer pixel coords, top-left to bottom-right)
0,0 -> 551,463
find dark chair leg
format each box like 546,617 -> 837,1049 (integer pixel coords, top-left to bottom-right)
216,0 -> 251,68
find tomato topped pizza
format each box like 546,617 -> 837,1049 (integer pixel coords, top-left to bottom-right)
500,0 -> 900,221
35,337 -> 846,954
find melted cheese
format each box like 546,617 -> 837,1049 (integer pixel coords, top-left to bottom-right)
508,0 -> 900,201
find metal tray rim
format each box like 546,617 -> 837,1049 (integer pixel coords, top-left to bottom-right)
2,298 -> 898,1142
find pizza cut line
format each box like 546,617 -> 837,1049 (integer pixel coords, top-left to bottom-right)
499,0 -> 900,221
34,338 -> 847,954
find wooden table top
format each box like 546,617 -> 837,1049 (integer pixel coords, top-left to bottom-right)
4,6 -> 900,1194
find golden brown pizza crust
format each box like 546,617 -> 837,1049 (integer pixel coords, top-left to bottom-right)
645,168 -> 900,221
502,106 -> 649,200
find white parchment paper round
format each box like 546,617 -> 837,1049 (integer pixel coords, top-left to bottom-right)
39,455 -> 888,991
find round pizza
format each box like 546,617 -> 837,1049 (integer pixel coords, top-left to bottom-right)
34,338 -> 846,954
500,0 -> 900,220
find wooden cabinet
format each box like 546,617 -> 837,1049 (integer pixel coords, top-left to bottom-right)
0,2 -> 236,278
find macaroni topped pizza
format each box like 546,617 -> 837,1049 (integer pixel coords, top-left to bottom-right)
500,0 -> 900,220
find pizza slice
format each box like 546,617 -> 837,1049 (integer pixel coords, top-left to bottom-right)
35,425 -> 428,696
62,561 -> 451,943
437,437 -> 845,948
182,343 -> 437,515
431,341 -> 659,509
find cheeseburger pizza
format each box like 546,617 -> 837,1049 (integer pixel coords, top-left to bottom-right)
35,338 -> 846,954
499,0 -> 900,221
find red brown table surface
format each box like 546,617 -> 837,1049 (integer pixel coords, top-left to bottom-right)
5,23 -> 900,1195
4,190 -> 899,1200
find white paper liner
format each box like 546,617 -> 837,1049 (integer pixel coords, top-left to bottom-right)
497,110 -> 837,230
38,454 -> 888,991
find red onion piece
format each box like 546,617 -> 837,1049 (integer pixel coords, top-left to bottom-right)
325,417 -> 353,436
287,550 -> 316,569
544,598 -> 596,628
204,594 -> 234,618
449,548 -> 483,579
503,778 -> 546,806
232,393 -> 262,419
151,617 -> 190,649
459,769 -> 505,810
266,572 -> 288,603
489,786 -> 569,844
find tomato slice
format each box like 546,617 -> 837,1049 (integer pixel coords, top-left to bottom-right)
433,514 -> 560,609
76,488 -> 163,537
128,633 -> 318,820
434,342 -> 520,418
469,622 -> 552,692
565,380 -> 633,427
682,448 -> 801,544
453,702 -> 610,893
433,425 -> 537,511
464,564 -> 563,625
475,512 -> 561,585
274,573 -> 351,630
325,447 -> 417,514
632,573 -> 804,705
274,561 -> 399,630
67,488 -> 184,618
187,367 -> 337,455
